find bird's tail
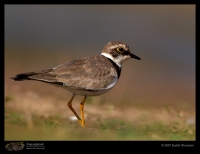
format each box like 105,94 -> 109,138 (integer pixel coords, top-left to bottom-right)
10,69 -> 53,81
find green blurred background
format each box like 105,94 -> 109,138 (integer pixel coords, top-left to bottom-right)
5,5 -> 195,140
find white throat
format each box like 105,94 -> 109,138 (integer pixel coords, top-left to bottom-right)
101,53 -> 122,67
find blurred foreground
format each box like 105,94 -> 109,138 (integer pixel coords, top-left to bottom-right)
5,89 -> 195,140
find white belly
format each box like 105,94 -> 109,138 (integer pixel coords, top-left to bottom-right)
62,86 -> 114,96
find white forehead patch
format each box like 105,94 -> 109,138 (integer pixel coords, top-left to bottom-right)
110,44 -> 126,49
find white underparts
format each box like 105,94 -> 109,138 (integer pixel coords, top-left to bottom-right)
103,75 -> 118,90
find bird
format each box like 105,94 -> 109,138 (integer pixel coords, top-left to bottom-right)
10,41 -> 141,127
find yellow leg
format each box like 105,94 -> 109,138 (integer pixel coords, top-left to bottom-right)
67,94 -> 87,127
67,94 -> 82,124
80,96 -> 87,127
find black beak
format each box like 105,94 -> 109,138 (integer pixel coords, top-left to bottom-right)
130,53 -> 141,60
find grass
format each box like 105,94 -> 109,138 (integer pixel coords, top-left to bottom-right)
5,116 -> 195,140
4,92 -> 195,140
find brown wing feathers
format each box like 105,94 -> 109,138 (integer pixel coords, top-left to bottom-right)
10,55 -> 118,90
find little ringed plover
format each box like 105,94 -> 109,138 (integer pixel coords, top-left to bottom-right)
10,41 -> 141,127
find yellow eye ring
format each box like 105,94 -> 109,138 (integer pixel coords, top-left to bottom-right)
117,47 -> 124,53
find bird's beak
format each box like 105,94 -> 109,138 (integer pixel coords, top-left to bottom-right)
130,53 -> 141,60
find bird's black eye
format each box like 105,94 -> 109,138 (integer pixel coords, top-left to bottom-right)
117,47 -> 124,53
